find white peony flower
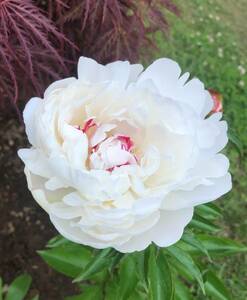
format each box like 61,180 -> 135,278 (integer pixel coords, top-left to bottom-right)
18,57 -> 232,253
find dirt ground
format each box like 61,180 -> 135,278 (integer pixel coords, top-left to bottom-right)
0,111 -> 77,299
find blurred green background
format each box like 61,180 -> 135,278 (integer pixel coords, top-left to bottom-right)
154,0 -> 247,298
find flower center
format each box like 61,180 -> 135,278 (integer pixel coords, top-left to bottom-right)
77,118 -> 137,171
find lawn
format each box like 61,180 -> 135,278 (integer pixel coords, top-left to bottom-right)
154,0 -> 247,298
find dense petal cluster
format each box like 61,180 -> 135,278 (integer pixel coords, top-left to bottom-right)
18,57 -> 231,252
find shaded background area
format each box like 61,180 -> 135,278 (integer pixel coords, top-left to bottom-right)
0,113 -> 78,298
0,0 -> 246,299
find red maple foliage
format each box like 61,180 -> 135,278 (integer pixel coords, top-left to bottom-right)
53,0 -> 180,63
0,0 -> 179,110
0,0 -> 72,108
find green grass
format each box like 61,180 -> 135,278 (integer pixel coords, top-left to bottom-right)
153,0 -> 247,299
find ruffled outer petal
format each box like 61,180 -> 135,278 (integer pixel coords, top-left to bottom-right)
44,77 -> 76,99
138,58 -> 212,116
24,168 -> 70,213
77,57 -> 143,87
115,207 -> 194,252
23,97 -> 43,147
163,173 -> 232,210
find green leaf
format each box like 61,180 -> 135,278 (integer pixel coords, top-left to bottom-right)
228,129 -> 243,156
189,214 -> 220,232
148,245 -> 174,300
195,203 -> 222,220
0,277 -> 3,300
30,295 -> 39,300
165,245 -> 205,294
105,279 -> 119,300
174,279 -> 194,300
109,252 -> 124,272
118,255 -> 138,300
46,235 -> 70,248
197,235 -> 247,256
38,243 -> 92,278
181,232 -> 211,261
134,251 -> 146,284
5,274 -> 32,300
169,257 -> 194,282
143,247 -> 151,287
89,269 -> 108,284
65,286 -> 103,300
128,290 -> 147,300
204,271 -> 232,300
74,248 -> 116,282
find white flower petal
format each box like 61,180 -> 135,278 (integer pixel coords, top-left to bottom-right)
78,57 -> 144,87
78,57 -> 110,83
115,208 -> 193,252
50,214 -> 131,248
197,114 -> 228,155
176,78 -> 206,115
163,173 -> 232,210
190,154 -> 230,179
45,177 -> 66,191
106,61 -> 143,87
24,168 -> 70,213
90,123 -> 116,147
138,58 -> 181,96
50,202 -> 84,219
23,97 -> 43,147
140,145 -> 160,178
133,195 -> 164,215
62,124 -> 89,169
178,72 -> 190,86
106,147 -> 132,167
138,58 -> 208,115
48,155 -> 105,200
18,148 -> 52,178
44,77 -> 76,99
151,208 -> 194,247
201,90 -> 214,117
128,64 -> 144,82
63,192 -> 86,207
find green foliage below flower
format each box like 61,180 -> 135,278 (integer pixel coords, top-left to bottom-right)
0,274 -> 38,300
39,202 -> 246,299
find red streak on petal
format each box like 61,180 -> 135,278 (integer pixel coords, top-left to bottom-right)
106,167 -> 115,172
117,135 -> 134,151
82,118 -> 97,133
91,143 -> 99,152
106,162 -> 131,172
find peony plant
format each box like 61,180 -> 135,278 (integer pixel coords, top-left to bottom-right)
18,57 -> 231,252
18,57 -> 245,299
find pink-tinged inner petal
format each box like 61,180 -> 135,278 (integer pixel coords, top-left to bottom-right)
91,124 -> 116,147
75,118 -> 138,172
